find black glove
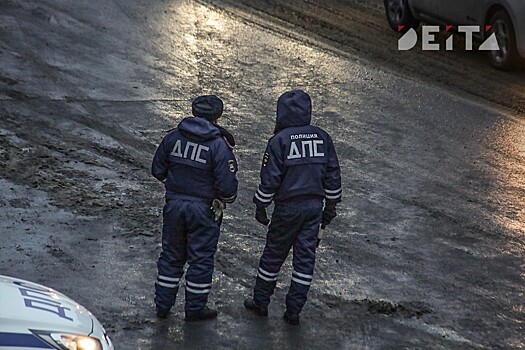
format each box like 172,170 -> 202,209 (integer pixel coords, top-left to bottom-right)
255,206 -> 270,226
321,203 -> 337,229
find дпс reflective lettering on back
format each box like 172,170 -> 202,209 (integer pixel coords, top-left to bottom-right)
171,139 -> 210,164
287,134 -> 325,161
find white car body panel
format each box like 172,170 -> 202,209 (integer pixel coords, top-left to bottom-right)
0,275 -> 114,350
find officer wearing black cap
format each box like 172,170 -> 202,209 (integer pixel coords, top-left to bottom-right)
152,95 -> 238,321
244,90 -> 341,325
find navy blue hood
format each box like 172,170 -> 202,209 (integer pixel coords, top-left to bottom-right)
274,90 -> 312,134
178,117 -> 221,141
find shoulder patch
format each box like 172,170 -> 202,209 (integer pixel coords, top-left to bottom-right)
228,159 -> 237,172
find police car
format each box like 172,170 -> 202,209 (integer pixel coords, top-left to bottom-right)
0,275 -> 114,350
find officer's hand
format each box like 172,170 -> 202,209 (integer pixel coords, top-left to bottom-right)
321,203 -> 337,229
255,206 -> 270,226
211,199 -> 225,221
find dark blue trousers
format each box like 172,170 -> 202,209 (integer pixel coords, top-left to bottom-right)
253,199 -> 323,315
155,198 -> 220,315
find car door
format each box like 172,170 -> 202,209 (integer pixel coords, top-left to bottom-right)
437,0 -> 485,25
410,0 -> 441,20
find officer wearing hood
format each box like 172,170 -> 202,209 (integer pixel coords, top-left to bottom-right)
152,95 -> 238,321
244,90 -> 341,325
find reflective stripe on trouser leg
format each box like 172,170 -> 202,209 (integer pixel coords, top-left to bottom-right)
253,269 -> 278,307
185,279 -> 212,314
185,268 -> 216,314
184,201 -> 221,314
155,199 -> 187,311
253,206 -> 299,307
286,268 -> 314,315
285,201 -> 322,315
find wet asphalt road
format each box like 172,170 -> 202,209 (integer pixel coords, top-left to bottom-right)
1,0 -> 524,349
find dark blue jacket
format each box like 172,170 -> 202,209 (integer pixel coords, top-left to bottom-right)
152,117 -> 238,204
253,91 -> 341,207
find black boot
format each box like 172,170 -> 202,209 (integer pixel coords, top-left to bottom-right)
185,306 -> 218,322
283,310 -> 300,325
156,308 -> 169,319
244,297 -> 268,316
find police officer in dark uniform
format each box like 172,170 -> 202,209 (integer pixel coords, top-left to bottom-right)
152,95 -> 238,321
244,89 -> 341,325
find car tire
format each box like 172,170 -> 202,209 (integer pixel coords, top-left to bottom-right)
384,0 -> 419,33
487,10 -> 524,70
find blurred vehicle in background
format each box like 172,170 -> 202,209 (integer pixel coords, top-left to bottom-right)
384,0 -> 525,70
0,275 -> 114,350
